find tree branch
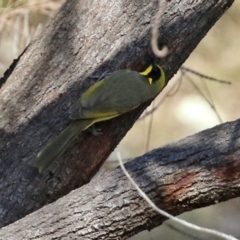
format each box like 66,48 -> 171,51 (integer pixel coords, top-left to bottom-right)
0,0 -> 234,228
0,119 -> 240,239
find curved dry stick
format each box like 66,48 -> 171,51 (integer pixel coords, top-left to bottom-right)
151,0 -> 169,58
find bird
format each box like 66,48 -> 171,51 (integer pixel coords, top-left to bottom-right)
33,62 -> 166,173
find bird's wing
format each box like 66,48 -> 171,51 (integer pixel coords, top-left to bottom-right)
69,70 -> 148,120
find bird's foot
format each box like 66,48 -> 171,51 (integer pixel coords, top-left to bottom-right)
91,70 -> 111,80
85,125 -> 102,136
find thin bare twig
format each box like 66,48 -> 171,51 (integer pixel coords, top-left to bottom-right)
184,73 -> 223,123
165,222 -> 208,240
181,66 -> 231,85
145,100 -> 155,152
151,0 -> 169,58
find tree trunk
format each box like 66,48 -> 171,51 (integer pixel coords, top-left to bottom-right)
0,119 -> 240,239
0,0 -> 234,229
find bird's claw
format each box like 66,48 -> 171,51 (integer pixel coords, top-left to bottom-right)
85,125 -> 102,136
91,70 -> 111,80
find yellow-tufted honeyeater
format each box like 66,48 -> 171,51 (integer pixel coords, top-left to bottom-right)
33,63 -> 166,173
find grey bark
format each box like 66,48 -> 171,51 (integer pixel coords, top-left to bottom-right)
0,119 -> 240,239
0,0 -> 234,230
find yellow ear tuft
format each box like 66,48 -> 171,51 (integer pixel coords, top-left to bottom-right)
140,65 -> 153,77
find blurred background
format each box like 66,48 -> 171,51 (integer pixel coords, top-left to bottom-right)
0,0 -> 239,239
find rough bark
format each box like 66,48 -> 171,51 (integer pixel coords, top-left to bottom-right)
0,119 -> 240,239
0,0 -> 234,228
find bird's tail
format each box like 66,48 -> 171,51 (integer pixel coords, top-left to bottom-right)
33,119 -> 93,173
